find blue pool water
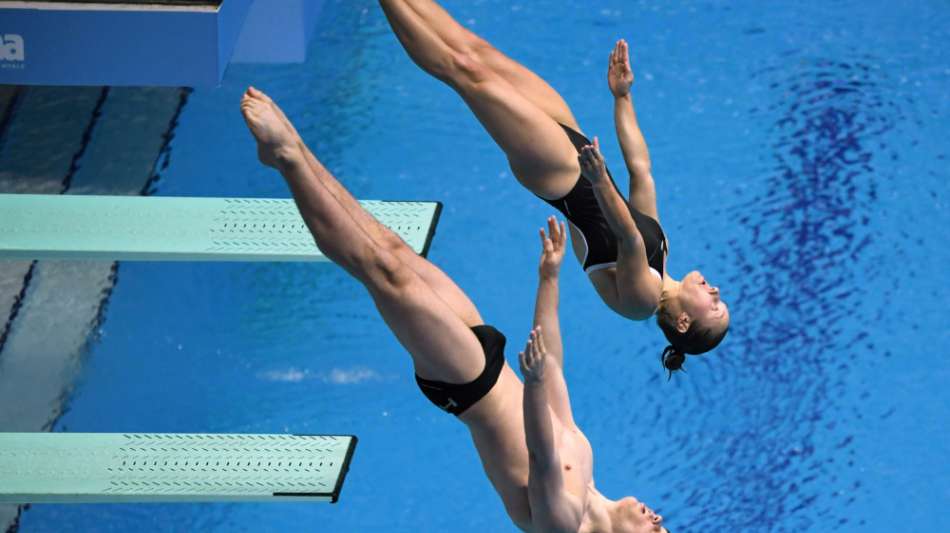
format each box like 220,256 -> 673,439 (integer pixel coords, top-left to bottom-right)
12,0 -> 950,531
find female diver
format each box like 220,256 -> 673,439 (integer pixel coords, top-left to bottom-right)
379,1 -> 729,374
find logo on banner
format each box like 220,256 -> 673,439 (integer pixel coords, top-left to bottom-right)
1,35 -> 25,68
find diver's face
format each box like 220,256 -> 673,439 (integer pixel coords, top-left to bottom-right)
680,271 -> 729,334
618,496 -> 667,532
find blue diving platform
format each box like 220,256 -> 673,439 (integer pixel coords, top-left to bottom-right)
0,0 -> 325,87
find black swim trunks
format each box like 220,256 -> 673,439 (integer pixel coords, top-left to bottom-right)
415,325 -> 506,416
539,124 -> 668,279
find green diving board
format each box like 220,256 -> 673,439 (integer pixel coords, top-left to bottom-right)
0,433 -> 357,503
0,194 -> 442,261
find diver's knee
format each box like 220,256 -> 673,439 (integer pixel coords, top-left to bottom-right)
362,247 -> 414,293
445,49 -> 494,88
381,232 -> 411,256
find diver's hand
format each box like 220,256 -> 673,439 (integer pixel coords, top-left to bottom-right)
579,136 -> 609,184
518,327 -> 548,384
608,39 -> 634,98
539,216 -> 567,280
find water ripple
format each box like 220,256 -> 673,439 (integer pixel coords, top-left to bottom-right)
674,53 -> 905,532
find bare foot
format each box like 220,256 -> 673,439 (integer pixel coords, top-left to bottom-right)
242,86 -> 305,154
240,87 -> 298,169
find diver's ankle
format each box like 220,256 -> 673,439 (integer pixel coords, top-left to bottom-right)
273,144 -> 304,170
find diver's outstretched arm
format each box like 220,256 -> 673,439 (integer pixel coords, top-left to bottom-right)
519,328 -> 582,532
579,138 -> 645,254
533,216 -> 566,368
532,216 -> 575,427
579,139 -> 660,318
608,39 -> 659,221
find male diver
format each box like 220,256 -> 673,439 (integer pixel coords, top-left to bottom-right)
241,86 -> 669,533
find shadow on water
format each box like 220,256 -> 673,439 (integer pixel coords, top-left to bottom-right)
674,54 -> 904,532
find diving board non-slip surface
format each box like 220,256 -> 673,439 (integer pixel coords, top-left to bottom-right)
0,433 -> 357,503
0,193 -> 442,261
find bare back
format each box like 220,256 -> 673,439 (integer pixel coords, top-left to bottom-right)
460,365 -> 594,531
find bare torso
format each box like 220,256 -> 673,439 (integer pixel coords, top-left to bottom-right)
459,365 -> 595,531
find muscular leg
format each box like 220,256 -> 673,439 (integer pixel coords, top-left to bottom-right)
380,0 -> 580,200
402,0 -> 581,132
247,87 -> 482,326
241,90 -> 485,383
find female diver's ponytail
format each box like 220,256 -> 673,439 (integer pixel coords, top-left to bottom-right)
660,345 -> 686,381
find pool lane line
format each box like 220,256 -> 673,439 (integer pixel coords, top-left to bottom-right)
0,87 -> 190,533
0,87 -> 24,155
0,263 -> 34,363
0,87 -> 110,360
61,87 -> 190,401
140,87 -> 192,196
2,507 -> 22,533
59,87 -> 110,194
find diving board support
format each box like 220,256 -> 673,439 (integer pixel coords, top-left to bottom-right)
0,433 -> 357,503
0,194 -> 442,261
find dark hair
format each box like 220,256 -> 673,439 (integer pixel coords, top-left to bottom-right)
656,310 -> 729,380
660,345 -> 686,380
